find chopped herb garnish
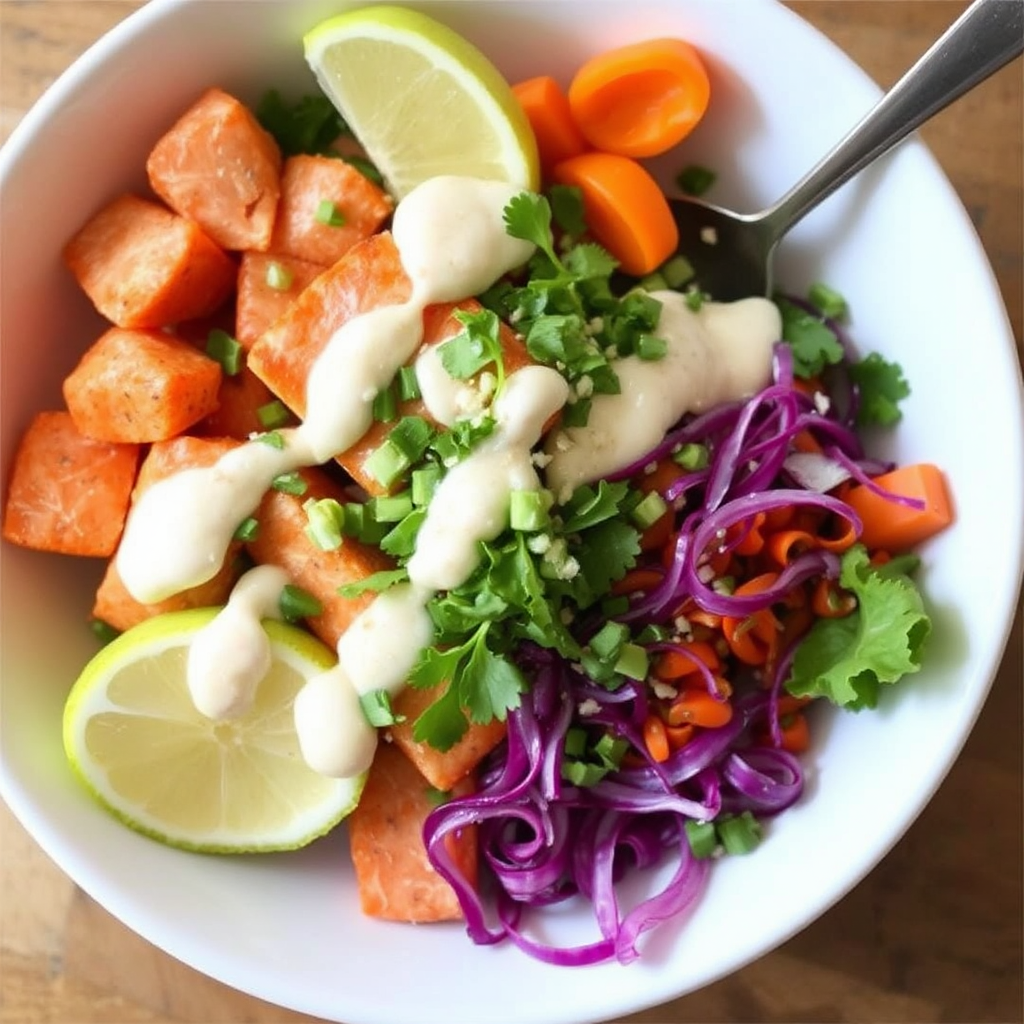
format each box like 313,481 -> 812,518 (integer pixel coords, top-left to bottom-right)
265,260 -> 294,291
278,584 -> 323,623
303,497 -> 344,551
673,442 -> 709,470
717,811 -> 763,855
315,199 -> 346,227
372,383 -> 398,423
205,328 -> 243,376
256,89 -> 348,156
271,472 -> 307,496
676,164 -> 717,197
254,430 -> 286,450
848,353 -> 910,426
257,399 -> 291,430
338,568 -> 410,599
439,308 -> 506,392
549,183 -> 588,238
359,688 -> 405,727
233,516 -> 260,542
776,295 -> 844,378
89,618 -> 120,646
808,281 -> 849,320
397,365 -> 421,401
685,819 -> 718,859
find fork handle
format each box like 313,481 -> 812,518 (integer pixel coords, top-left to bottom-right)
761,0 -> 1023,238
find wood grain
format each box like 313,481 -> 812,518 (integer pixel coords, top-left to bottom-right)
1,2 -> 1021,1022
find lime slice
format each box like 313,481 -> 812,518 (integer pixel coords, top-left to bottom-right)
63,608 -> 364,853
303,5 -> 539,199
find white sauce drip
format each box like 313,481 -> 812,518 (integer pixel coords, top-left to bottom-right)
116,174 -> 781,783
544,293 -> 781,494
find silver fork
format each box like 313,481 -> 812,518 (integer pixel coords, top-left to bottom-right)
669,0 -> 1023,302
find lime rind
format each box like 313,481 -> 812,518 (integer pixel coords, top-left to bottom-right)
63,608 -> 366,854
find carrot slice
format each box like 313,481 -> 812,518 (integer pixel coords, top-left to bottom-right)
146,87 -> 282,252
63,327 -> 222,443
92,437 -> 243,631
843,463 -> 954,552
269,154 -> 394,267
1,411 -> 139,557
568,38 -> 710,158
246,467 -> 395,650
235,251 -> 325,351
389,683 -> 508,792
63,194 -> 236,329
551,152 -> 678,276
348,741 -> 477,923
512,75 -> 588,174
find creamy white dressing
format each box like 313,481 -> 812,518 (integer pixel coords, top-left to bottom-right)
186,565 -> 288,720
543,293 -> 781,494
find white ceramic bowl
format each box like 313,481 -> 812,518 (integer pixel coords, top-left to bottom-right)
2,3 -> 1022,1023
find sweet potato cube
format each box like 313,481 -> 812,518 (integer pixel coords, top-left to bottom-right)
389,684 -> 508,792
198,367 -> 285,441
349,741 -> 477,922
147,87 -> 283,252
93,436 -> 243,630
63,194 -> 236,329
269,154 -> 393,267
63,327 -> 222,443
1,411 -> 139,557
235,251 -> 326,350
246,467 -> 394,649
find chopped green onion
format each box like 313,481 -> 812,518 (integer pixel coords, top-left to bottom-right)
364,439 -> 410,489
337,568 -> 409,598
662,255 -> 695,289
359,689 -> 404,727
636,333 -> 668,361
233,516 -> 260,542
640,271 -> 668,292
272,472 -> 307,496
411,465 -> 442,507
314,198 -> 346,226
561,760 -> 609,788
372,383 -> 397,423
303,497 -> 344,551
343,155 -> 383,186
676,164 -> 717,197
509,489 -> 550,532
265,260 -> 294,291
89,618 -> 120,646
379,508 -> 426,557
424,785 -> 451,807
368,492 -> 414,523
631,491 -> 668,530
563,727 -> 589,758
673,442 -> 709,470
635,623 -> 672,643
388,415 -> 435,461
561,396 -> 592,428
205,328 -> 243,376
684,288 -> 706,312
589,620 -> 629,660
256,399 -> 291,430
808,281 -> 848,320
717,811 -> 763,855
685,819 -> 718,859
593,733 -> 629,769
279,584 -> 323,623
254,430 -> 286,449
614,642 -> 649,681
397,365 -> 421,401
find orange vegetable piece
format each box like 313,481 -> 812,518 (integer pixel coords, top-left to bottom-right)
568,38 -> 710,158
92,437 -> 243,631
348,741 -> 478,923
389,684 -> 508,792
551,152 -> 678,276
643,714 -> 671,763
512,75 -> 588,175
235,251 -> 325,350
666,690 -> 734,729
843,463 -> 954,553
63,326 -> 222,444
1,411 -> 139,557
269,154 -> 394,267
198,367 -> 282,441
146,87 -> 282,252
246,467 -> 394,650
63,194 -> 236,329
654,639 -> 721,680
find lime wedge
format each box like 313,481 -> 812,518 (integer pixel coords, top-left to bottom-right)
303,5 -> 539,199
63,608 -> 364,853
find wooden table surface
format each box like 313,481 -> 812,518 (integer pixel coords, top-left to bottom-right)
1,2 -> 1021,1022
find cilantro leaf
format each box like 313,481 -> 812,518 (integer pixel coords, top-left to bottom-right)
438,308 -> 505,388
410,680 -> 469,751
563,243 -> 618,280
360,689 -> 404,727
256,90 -> 348,156
561,480 -> 631,532
785,545 -> 931,709
571,519 -> 641,608
776,296 -> 845,378
503,192 -> 560,267
457,630 -> 525,724
336,568 -> 409,598
848,353 -> 910,427
549,183 -> 587,237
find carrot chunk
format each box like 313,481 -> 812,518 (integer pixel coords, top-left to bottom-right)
198,366 -> 282,441
269,154 -> 393,267
64,194 -> 236,330
551,152 -> 678,276
92,436 -> 243,630
235,251 -> 325,350
146,87 -> 282,252
62,327 -> 222,443
512,75 -> 588,174
246,467 -> 394,649
389,683 -> 508,792
348,741 -> 477,923
568,38 -> 710,158
844,463 -> 954,552
1,411 -> 139,557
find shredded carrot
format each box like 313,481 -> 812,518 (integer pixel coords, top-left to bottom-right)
792,429 -> 824,454
721,573 -> 781,666
811,577 -> 856,618
764,527 -> 817,567
727,512 -> 767,556
643,714 -> 671,762
666,690 -> 733,729
611,566 -> 663,596
551,151 -> 678,276
665,723 -> 694,751
778,712 -> 811,754
567,38 -> 710,158
653,640 -> 720,680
